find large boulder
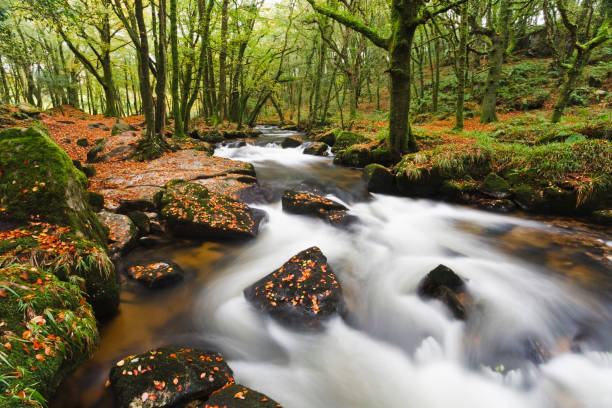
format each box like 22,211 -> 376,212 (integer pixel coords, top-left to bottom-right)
280,136 -> 302,148
0,264 -> 99,406
303,142 -> 329,156
205,384 -> 282,408
244,247 -> 344,328
364,164 -> 396,194
112,119 -> 136,136
98,150 -> 257,209
313,128 -> 340,146
417,265 -> 471,320
87,131 -> 140,163
0,127 -> 107,244
160,181 -> 264,239
109,347 -> 234,408
281,190 -> 354,226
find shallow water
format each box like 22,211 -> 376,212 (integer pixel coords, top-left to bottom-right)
54,127 -> 612,408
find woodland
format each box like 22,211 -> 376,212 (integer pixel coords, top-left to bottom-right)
0,0 -> 610,407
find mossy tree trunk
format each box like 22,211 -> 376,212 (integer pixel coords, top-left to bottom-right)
170,0 -> 183,137
454,1 -> 469,130
154,0 -> 168,136
551,0 -> 611,123
135,0 -> 155,138
306,0 -> 467,159
217,0 -> 230,121
478,0 -> 511,124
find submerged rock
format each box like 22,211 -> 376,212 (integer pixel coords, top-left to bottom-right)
244,247 -> 344,328
127,261 -> 184,288
161,181 -> 264,239
417,264 -> 471,320
109,347 -> 234,408
281,190 -> 354,226
280,136 -> 302,148
303,142 -> 329,156
205,384 -> 282,408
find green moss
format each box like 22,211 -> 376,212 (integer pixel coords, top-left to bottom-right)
0,264 -> 99,407
591,209 -> 612,225
0,127 -> 107,246
86,139 -> 106,163
76,138 -> 89,147
364,164 -> 396,194
333,131 -> 366,151
87,192 -> 104,212
127,211 -> 150,235
481,173 -> 511,197
334,145 -> 372,167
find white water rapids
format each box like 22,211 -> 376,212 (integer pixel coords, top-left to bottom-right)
189,127 -> 612,408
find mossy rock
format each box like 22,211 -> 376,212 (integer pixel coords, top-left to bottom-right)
364,164 -> 396,194
0,127 -> 107,246
438,179 -> 478,201
481,173 -> 512,199
111,119 -> 134,136
204,384 -> 282,408
313,128 -> 341,146
280,136 -> 302,148
303,142 -> 329,156
128,210 -> 151,235
82,165 -> 96,178
77,138 -> 89,147
591,209 -> 612,225
86,139 -> 107,163
371,146 -> 394,166
334,145 -> 372,168
0,223 -> 119,317
332,131 -> 365,152
395,167 -> 443,196
160,181 -> 264,239
109,347 -> 234,408
0,264 -> 99,406
88,191 -> 105,212
11,111 -> 30,120
513,184 -> 582,214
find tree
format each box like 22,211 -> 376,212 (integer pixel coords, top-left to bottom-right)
305,0 -> 467,158
549,0 -> 611,123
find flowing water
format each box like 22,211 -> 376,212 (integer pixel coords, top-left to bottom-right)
55,127 -> 612,408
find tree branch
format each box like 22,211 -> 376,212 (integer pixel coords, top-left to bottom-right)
305,0 -> 389,50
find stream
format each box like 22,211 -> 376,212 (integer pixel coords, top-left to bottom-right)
54,126 -> 612,408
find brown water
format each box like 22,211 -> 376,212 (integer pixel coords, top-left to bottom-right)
53,127 -> 612,408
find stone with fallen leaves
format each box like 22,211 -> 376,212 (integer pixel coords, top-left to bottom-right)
205,384 -> 282,408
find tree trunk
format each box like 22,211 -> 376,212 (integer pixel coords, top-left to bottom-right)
169,0 -> 183,137
480,0 -> 511,124
135,0 -> 155,137
217,0 -> 230,120
388,20 -> 417,157
455,2 -> 469,130
155,0 -> 168,136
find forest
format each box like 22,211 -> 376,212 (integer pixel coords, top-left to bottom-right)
0,0 -> 611,407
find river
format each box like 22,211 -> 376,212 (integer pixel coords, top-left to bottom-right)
54,126 -> 612,408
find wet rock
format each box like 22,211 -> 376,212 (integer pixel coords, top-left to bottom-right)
109,347 -> 234,408
128,210 -> 151,235
161,181 -> 264,239
364,164 -> 396,194
280,136 -> 302,148
281,124 -> 298,131
127,261 -> 183,288
481,173 -> 512,199
112,119 -> 135,136
88,191 -> 105,212
204,384 -> 282,408
417,264 -> 470,320
303,142 -> 329,156
478,199 -> 517,213
313,129 -> 339,146
98,211 -> 138,256
281,190 -> 354,226
591,209 -> 612,226
244,247 -> 344,328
